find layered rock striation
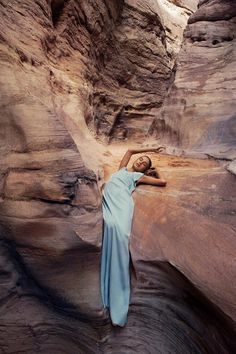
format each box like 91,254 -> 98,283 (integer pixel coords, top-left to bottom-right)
0,0 -> 104,348
89,0 -> 198,142
149,0 -> 236,162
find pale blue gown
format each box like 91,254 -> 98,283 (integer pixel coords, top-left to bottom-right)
100,166 -> 144,326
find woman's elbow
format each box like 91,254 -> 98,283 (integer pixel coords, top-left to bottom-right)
127,149 -> 134,155
157,179 -> 167,186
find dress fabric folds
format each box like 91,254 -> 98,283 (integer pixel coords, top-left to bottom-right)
100,166 -> 144,326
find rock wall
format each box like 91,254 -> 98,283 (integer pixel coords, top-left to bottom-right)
12,0 -> 197,146
131,153 -> 236,321
0,0 -> 104,349
89,0 -> 198,142
149,0 -> 236,161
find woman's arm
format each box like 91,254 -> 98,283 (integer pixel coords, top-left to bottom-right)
137,175 -> 167,186
118,150 -> 133,169
118,146 -> 165,169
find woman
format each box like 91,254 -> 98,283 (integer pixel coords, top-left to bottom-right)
100,146 -> 167,327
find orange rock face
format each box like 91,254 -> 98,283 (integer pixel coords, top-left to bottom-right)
131,154 -> 236,320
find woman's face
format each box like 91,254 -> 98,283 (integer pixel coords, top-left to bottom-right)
133,156 -> 150,172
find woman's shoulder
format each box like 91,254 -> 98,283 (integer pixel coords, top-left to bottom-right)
113,166 -> 127,175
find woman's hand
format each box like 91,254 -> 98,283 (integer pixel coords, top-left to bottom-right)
145,168 -> 157,177
149,146 -> 166,153
145,167 -> 161,178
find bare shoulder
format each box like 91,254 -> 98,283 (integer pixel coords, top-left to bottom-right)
117,165 -> 126,171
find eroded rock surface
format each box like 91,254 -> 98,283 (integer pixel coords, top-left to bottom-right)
90,0 -> 198,142
0,1 -> 104,349
149,0 -> 236,163
103,147 -> 236,322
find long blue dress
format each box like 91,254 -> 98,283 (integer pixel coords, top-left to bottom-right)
100,166 -> 144,326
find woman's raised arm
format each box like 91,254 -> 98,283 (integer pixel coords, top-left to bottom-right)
137,175 -> 167,186
118,149 -> 133,169
118,146 -> 166,170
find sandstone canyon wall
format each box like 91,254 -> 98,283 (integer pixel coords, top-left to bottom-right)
86,0 -> 198,142
0,0 -> 236,353
149,0 -> 236,165
0,0 -> 104,351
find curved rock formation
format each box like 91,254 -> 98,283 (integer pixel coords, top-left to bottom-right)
149,0 -> 236,162
0,0 -> 104,343
82,0 -> 198,142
